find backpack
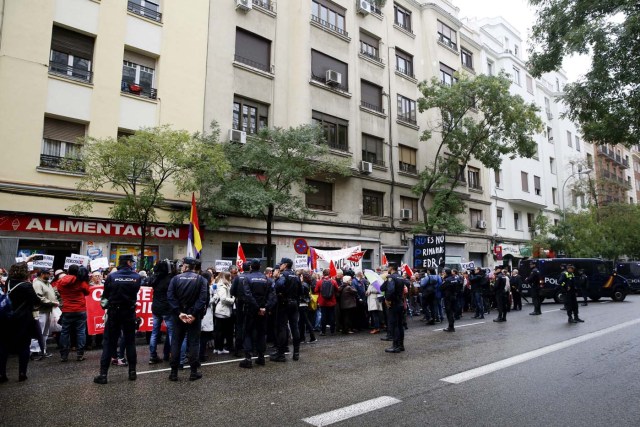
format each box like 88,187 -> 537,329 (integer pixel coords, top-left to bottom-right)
421,276 -> 436,296
0,282 -> 25,320
320,279 -> 334,300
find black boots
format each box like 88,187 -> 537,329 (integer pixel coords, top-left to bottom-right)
239,358 -> 253,369
168,368 -> 178,381
93,374 -> 107,385
189,370 -> 203,381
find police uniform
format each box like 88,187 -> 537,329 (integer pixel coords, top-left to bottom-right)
441,269 -> 458,332
167,258 -> 209,381
94,255 -> 141,384
526,263 -> 542,315
559,268 -> 583,323
493,268 -> 508,322
384,267 -> 407,352
239,260 -> 276,368
273,258 -> 302,362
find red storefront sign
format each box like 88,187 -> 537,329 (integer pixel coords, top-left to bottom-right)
0,213 -> 187,240
86,285 -> 156,335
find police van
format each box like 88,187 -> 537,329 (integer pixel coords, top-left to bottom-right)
615,262 -> 640,293
518,258 -> 629,303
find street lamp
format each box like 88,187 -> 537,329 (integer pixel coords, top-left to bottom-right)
561,168 -> 592,221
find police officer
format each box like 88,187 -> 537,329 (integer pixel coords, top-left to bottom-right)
526,260 -> 542,315
576,268 -> 589,306
230,262 -> 250,357
441,268 -> 458,332
167,257 -> 209,381
272,257 -> 302,362
93,255 -> 141,385
493,266 -> 508,323
239,259 -> 276,369
559,264 -> 584,324
384,263 -> 407,353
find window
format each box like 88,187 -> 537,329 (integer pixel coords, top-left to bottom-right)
547,126 -> 553,143
487,60 -> 494,76
514,212 -> 521,230
567,130 -> 573,147
514,45 -> 519,56
399,145 -> 417,173
556,77 -> 560,92
512,67 -> 521,85
127,0 -> 162,22
587,153 -> 593,168
360,31 -> 381,62
497,208 -> 504,228
362,134 -> 384,166
49,26 -> 94,82
495,169 -> 502,188
521,171 -> 529,192
361,80 -> 384,113
400,197 -> 418,222
394,3 -> 412,33
40,117 -> 85,171
363,190 -> 384,217
397,95 -> 417,125
121,51 -> 157,99
312,110 -> 348,151
468,167 -> 481,190
552,187 -> 558,204
470,209 -> 483,229
395,49 -> 414,78
550,157 -> 556,174
311,0 -> 346,36
527,213 -> 535,231
440,63 -> 455,86
306,180 -> 333,211
437,20 -> 457,50
544,97 -> 552,119
461,48 -> 473,69
311,49 -> 348,91
575,136 -> 581,152
534,176 -> 541,196
233,96 -> 269,135
235,28 -> 271,73
526,75 -> 534,94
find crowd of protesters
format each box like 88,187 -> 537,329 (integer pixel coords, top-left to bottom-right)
0,255 -> 537,384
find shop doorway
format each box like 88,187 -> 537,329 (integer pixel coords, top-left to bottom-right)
17,239 -> 81,270
110,244 -> 159,272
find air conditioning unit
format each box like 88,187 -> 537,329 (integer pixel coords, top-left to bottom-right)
236,0 -> 252,12
360,161 -> 373,174
229,129 -> 247,144
326,69 -> 342,86
357,0 -> 372,15
476,220 -> 487,229
400,209 -> 412,220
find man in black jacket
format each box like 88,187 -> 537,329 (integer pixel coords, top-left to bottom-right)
469,267 -> 485,319
167,257 -> 209,382
148,260 -> 174,364
493,266 -> 508,323
272,258 -> 302,362
441,268 -> 458,332
94,255 -> 141,385
510,269 -> 523,311
384,263 -> 407,353
526,261 -> 543,315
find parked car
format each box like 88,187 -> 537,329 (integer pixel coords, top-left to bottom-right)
615,262 -> 640,293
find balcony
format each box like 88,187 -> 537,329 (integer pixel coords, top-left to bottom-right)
127,1 -> 162,22
252,0 -> 276,13
359,48 -> 383,64
39,154 -> 84,173
437,35 -> 457,51
395,65 -> 415,79
310,14 -> 349,38
397,112 -> 417,126
121,81 -> 157,100
310,73 -> 349,93
399,162 -> 417,174
469,183 -> 483,191
327,139 -> 348,152
597,145 -> 629,168
48,62 -> 93,83
234,54 -> 272,73
360,100 -> 385,114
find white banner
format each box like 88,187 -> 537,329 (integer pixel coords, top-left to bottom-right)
70,253 -> 90,267
64,257 -> 87,270
313,246 -> 361,263
89,257 -> 110,272
215,260 -> 233,272
33,255 -> 55,270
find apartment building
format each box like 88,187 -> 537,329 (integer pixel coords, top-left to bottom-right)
200,0 -> 494,269
593,143 -> 634,205
0,0 -> 209,269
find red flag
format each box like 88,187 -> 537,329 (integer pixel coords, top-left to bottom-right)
403,264 -> 413,277
347,250 -> 366,262
236,242 -> 246,270
381,251 -> 388,267
329,260 -> 337,278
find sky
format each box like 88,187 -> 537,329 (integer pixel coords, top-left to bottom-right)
452,0 -> 590,82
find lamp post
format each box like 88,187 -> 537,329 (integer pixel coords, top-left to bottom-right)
561,168 -> 592,221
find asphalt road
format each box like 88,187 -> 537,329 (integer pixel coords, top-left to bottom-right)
2,297 -> 640,427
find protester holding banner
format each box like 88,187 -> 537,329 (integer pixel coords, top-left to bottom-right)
29,269 -> 59,359
55,264 -> 90,362
365,279 -> 383,334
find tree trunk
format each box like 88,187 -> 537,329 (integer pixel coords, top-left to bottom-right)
266,204 -> 274,267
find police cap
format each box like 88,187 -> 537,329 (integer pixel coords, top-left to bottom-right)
280,257 -> 293,267
250,258 -> 261,270
443,267 -> 452,275
183,257 -> 198,266
119,254 -> 135,264
242,261 -> 251,272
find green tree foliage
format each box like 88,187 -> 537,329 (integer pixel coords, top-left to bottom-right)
528,0 -> 640,147
200,125 -> 350,266
414,72 -> 543,234
70,125 -> 227,266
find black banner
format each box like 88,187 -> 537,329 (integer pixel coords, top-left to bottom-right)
413,234 -> 446,270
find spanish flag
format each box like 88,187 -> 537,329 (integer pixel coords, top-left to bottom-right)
187,193 -> 202,259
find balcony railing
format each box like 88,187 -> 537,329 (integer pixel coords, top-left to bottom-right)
438,34 -> 457,51
311,14 -> 349,37
469,183 -> 483,191
597,145 -> 629,168
360,100 -> 385,114
327,139 -> 349,152
234,54 -> 272,73
395,65 -> 415,79
48,62 -> 93,83
360,48 -> 383,64
310,73 -> 349,92
39,154 -> 84,172
121,81 -> 157,99
363,154 -> 385,167
252,0 -> 276,12
399,162 -> 417,174
127,1 -> 162,22
397,112 -> 417,126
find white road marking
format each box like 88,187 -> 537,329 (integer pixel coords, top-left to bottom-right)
433,321 -> 485,331
302,396 -> 402,426
137,353 -> 290,375
440,318 -> 640,384
542,308 -> 561,313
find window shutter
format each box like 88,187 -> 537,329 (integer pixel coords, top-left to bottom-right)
43,118 -> 86,143
123,50 -> 156,69
235,28 -> 271,69
361,80 -> 382,109
51,26 -> 94,59
359,32 -> 378,47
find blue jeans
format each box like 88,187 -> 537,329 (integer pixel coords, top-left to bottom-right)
474,291 -> 484,317
314,308 -> 322,330
149,314 -> 175,359
59,312 -> 87,358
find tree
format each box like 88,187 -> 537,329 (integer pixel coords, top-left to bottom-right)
69,125 -> 228,268
528,0 -> 640,147
200,125 -> 351,267
414,72 -> 543,234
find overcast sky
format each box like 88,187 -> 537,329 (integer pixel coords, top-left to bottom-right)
452,0 -> 590,82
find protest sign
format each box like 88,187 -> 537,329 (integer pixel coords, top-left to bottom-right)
89,257 -> 110,272
64,257 -> 86,269
33,255 -> 54,270
413,234 -> 446,270
294,255 -> 308,270
214,260 -> 233,272
86,286 -> 155,335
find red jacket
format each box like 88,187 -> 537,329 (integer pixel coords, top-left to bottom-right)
314,277 -> 339,307
55,274 -> 90,313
